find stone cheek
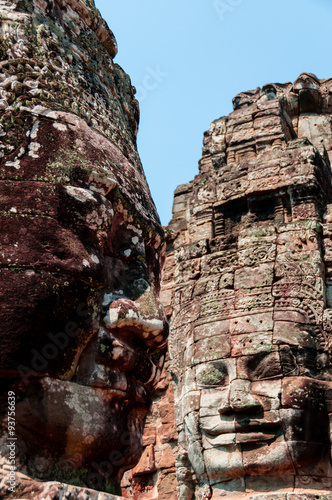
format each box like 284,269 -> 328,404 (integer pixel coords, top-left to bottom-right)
162,74 -> 332,499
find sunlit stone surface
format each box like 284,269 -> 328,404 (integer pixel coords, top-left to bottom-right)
163,73 -> 332,500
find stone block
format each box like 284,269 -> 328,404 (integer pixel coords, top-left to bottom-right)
326,281 -> 332,308
245,474 -> 294,494
201,290 -> 235,319
175,240 -> 209,263
242,441 -> 295,476
184,412 -> 201,444
234,287 -> 274,311
238,244 -> 276,267
142,426 -> 156,447
234,264 -> 274,290
279,408 -> 328,443
194,320 -> 230,341
201,250 -> 238,276
132,445 -> 156,476
200,387 -> 230,412
231,332 -> 276,357
230,311 -> 273,334
182,392 -> 201,416
295,475 -> 332,490
236,351 -> 282,382
157,447 -> 176,469
194,334 -> 231,364
203,445 -> 243,482
211,478 -> 245,497
188,441 -> 205,477
273,321 -> 317,348
288,494 -> 332,500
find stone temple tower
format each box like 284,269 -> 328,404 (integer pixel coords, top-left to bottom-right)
161,73 -> 332,499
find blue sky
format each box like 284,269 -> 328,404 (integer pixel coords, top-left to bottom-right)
95,0 -> 331,225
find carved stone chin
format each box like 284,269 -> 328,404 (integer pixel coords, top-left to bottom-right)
163,73 -> 332,499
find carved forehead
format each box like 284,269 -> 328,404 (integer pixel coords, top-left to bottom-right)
2,110 -> 161,228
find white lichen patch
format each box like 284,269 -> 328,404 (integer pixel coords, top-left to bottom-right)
9,207 -> 17,213
91,254 -> 100,264
124,249 -> 131,257
126,309 -> 139,320
17,146 -> 25,158
139,317 -> 164,335
24,270 -> 35,276
86,206 -> 108,235
28,141 -> 41,158
132,236 -> 139,245
82,259 -> 90,267
65,186 -> 96,203
5,159 -> 21,169
107,307 -> 120,325
30,119 -> 40,139
53,122 -> 68,132
127,224 -> 142,236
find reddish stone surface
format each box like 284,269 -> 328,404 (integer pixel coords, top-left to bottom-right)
121,360 -> 178,500
0,0 -> 168,497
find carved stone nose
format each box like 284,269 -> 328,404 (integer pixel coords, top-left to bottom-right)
218,379 -> 263,415
105,297 -> 168,349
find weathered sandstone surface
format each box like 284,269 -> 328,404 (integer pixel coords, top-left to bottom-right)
0,0 -> 168,497
121,359 -> 178,500
162,74 -> 332,499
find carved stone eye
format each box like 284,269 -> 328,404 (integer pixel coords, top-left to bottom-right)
197,362 -> 228,386
248,351 -> 282,380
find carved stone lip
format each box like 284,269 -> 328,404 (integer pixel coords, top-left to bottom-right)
88,382 -> 150,405
202,423 -> 280,447
203,430 -> 279,447
235,421 -> 281,433
95,331 -> 161,385
235,431 -> 279,444
202,420 -> 280,437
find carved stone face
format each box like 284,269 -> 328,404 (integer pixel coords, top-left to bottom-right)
0,0 -> 167,494
197,344 -> 330,482
173,311 -> 332,496
167,73 -> 332,496
0,110 -> 168,493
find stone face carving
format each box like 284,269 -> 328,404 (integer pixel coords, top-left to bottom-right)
164,74 -> 332,499
0,0 -> 168,496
